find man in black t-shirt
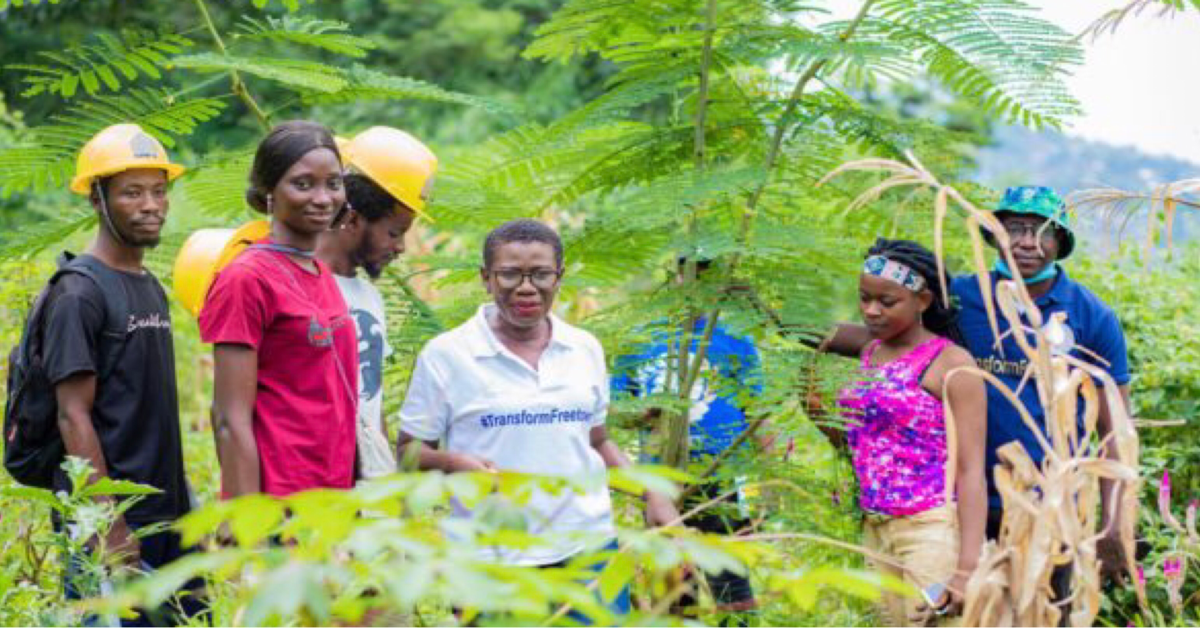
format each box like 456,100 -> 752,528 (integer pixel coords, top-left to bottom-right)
44,124 -> 200,625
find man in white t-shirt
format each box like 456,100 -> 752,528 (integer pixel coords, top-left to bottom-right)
316,126 -> 437,479
397,220 -> 679,612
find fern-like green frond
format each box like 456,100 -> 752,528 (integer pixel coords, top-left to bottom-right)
524,0 -> 645,64
0,0 -> 62,9
231,15 -> 376,58
0,89 -> 225,196
856,0 -> 1084,129
301,65 -> 518,118
0,208 -> 95,261
172,151 -> 256,220
561,166 -> 765,287
249,0 -> 311,12
171,52 -> 347,93
8,29 -> 193,99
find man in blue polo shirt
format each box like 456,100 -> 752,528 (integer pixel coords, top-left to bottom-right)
612,257 -> 768,626
953,186 -> 1130,549
821,186 -> 1133,586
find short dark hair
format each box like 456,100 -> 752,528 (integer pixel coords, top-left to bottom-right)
246,120 -> 341,213
345,173 -> 405,222
482,219 -> 564,269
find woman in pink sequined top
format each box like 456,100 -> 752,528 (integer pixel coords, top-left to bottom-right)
833,239 -> 987,625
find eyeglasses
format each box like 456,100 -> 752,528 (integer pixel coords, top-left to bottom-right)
488,268 -> 561,289
1001,220 -> 1057,243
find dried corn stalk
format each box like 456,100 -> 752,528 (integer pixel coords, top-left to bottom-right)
820,153 -> 1147,626
1068,178 -> 1200,267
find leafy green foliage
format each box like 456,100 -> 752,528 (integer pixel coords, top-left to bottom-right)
0,0 -> 62,9
0,0 -> 1135,625
0,89 -> 226,195
7,29 -> 193,99
90,468 -> 888,626
171,52 -> 349,93
848,0 -> 1083,129
248,0 -> 311,11
232,15 -> 377,58
301,65 -> 519,117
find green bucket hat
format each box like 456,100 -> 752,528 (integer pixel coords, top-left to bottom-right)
991,185 -> 1075,259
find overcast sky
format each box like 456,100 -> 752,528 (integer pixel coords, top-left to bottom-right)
1038,0 -> 1200,164
819,1 -> 1200,164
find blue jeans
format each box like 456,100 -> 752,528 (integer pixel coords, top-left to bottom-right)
470,539 -> 631,626
543,539 -> 632,623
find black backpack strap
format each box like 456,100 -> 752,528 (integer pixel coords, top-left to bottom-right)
51,254 -> 132,381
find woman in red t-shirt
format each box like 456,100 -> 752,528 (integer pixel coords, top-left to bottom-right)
200,120 -> 358,498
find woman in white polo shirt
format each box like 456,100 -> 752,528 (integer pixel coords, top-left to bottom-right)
397,219 -> 678,611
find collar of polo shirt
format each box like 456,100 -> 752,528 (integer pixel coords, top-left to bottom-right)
465,303 -> 574,358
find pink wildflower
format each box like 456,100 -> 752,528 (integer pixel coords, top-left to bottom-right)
1159,470 -> 1172,513
1159,470 -> 1183,530
1136,565 -> 1145,587
1163,555 -> 1186,614
1163,557 -> 1182,581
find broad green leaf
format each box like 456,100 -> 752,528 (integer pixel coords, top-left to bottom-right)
79,477 -> 162,498
174,500 -> 236,548
0,486 -> 65,512
243,562 -> 341,626
597,550 -> 636,602
405,470 -> 445,513
228,494 -> 285,547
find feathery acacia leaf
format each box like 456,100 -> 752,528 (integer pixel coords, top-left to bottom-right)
232,15 -> 376,58
855,0 -> 1084,129
172,151 -> 256,220
301,66 -> 518,118
171,52 -> 347,93
0,208 -> 95,261
0,89 -> 225,196
0,0 -> 63,9
8,29 -> 193,99
249,0 -> 310,12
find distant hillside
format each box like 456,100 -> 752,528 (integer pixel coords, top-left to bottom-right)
975,126 -> 1200,249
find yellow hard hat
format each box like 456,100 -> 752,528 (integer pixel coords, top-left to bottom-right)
172,220 -> 270,317
334,135 -> 351,159
343,126 -> 438,221
70,124 -> 186,195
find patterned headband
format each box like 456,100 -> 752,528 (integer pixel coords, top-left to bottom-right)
863,255 -> 927,292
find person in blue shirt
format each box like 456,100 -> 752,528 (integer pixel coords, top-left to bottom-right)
612,257 -> 770,626
820,187 -> 1133,596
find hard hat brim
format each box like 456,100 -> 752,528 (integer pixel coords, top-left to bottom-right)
349,161 -> 434,223
70,161 -> 186,195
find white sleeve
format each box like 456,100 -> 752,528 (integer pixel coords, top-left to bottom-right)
590,337 -> 609,428
399,348 -> 450,442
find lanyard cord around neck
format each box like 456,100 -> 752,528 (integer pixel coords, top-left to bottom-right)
251,242 -> 316,259
251,246 -> 356,406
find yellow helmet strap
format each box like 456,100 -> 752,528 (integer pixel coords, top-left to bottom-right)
92,179 -> 131,247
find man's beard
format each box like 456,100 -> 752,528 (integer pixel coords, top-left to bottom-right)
108,222 -> 160,249
363,261 -> 385,280
354,246 -> 385,280
135,235 -> 162,248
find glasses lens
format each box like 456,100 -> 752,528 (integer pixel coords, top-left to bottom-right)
1004,221 -> 1053,241
494,270 -> 522,287
532,270 -> 559,288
